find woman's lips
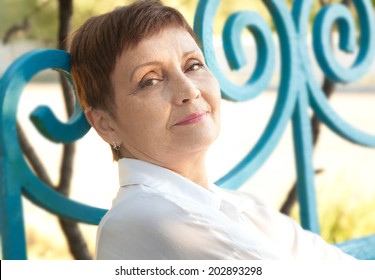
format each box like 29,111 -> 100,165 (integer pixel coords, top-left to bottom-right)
174,111 -> 208,126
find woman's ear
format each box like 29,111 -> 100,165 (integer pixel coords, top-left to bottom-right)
85,107 -> 118,145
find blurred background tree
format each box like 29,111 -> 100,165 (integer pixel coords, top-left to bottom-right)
2,0 -> 375,46
0,0 -> 288,46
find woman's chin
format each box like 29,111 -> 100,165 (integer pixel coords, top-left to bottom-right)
174,130 -> 219,153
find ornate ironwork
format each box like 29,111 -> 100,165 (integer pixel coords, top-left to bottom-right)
1,0 -> 374,259
194,0 -> 375,234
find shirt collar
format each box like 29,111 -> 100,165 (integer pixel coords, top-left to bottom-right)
208,184 -> 249,213
118,158 -> 222,209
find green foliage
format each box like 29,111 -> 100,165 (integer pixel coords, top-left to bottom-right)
72,0 -> 133,28
2,0 -> 374,45
0,0 -> 195,45
0,0 -> 58,45
290,179 -> 375,244
0,0 -> 275,44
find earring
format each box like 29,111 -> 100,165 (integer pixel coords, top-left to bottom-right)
112,141 -> 120,151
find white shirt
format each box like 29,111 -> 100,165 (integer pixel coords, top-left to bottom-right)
95,158 -> 353,260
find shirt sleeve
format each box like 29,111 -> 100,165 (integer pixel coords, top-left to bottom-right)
237,192 -> 355,260
289,225 -> 355,259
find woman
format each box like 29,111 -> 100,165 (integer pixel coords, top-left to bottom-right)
70,0 -> 352,259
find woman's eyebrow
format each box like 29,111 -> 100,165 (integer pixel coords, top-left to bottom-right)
129,49 -> 203,82
182,49 -> 203,58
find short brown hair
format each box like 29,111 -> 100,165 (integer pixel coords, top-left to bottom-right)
69,0 -> 199,160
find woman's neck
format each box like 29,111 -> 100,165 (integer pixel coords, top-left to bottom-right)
122,148 -> 210,189
173,160 -> 208,188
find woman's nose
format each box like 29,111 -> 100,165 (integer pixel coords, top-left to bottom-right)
170,74 -> 201,105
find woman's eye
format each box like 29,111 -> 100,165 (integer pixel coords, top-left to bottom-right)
185,62 -> 205,73
139,78 -> 159,89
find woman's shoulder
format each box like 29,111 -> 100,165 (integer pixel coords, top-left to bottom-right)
99,184 -> 189,230
210,184 -> 268,207
95,184 -> 195,259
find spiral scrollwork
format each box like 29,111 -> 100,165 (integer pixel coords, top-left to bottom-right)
195,0 -> 299,189
313,1 -> 375,83
195,0 -> 375,234
0,49 -> 106,225
195,0 -> 375,187
307,0 -> 375,146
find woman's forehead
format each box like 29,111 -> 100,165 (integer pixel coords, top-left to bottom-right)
129,27 -> 197,53
117,27 -> 202,68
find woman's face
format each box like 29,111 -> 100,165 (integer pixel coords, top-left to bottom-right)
104,26 -> 221,165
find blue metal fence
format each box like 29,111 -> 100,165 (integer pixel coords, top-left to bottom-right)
1,0 -> 375,259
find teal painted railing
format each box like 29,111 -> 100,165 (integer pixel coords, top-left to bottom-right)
1,0 -> 375,259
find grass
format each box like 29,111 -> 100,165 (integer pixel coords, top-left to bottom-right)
290,171 -> 375,244
23,201 -> 97,260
